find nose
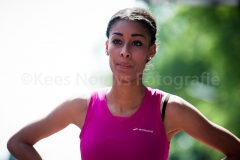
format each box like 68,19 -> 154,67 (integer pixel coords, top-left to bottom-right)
120,44 -> 131,58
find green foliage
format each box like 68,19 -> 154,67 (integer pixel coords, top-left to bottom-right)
144,4 -> 240,160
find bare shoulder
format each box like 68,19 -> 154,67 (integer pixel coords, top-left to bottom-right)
166,95 -> 196,115
164,95 -> 240,157
61,92 -> 91,128
162,94 -> 188,140
164,95 -> 208,133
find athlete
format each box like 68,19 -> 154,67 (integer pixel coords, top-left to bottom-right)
7,7 -> 240,160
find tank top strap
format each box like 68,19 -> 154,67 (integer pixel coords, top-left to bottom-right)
80,87 -> 109,139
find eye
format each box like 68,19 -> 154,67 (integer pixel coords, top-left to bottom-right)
112,39 -> 122,44
132,41 -> 142,46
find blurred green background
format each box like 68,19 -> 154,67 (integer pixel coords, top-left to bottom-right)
142,3 -> 240,160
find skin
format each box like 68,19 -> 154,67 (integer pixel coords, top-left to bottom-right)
7,20 -> 240,160
105,20 -> 156,116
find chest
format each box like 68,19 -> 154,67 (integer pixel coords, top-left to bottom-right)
80,104 -> 168,160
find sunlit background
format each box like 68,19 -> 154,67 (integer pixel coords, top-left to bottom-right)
0,0 -> 147,159
1,0 -> 240,160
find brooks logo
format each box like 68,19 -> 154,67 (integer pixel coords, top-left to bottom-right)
133,128 -> 153,133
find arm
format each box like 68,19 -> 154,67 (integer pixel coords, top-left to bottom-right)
164,95 -> 240,159
7,95 -> 89,160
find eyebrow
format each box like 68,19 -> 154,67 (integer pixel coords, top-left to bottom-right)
112,32 -> 146,39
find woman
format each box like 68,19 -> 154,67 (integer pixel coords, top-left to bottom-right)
7,7 -> 240,160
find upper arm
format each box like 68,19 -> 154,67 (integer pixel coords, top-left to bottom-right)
164,95 -> 240,157
9,93 -> 90,146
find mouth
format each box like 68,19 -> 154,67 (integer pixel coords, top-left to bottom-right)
117,62 -> 132,69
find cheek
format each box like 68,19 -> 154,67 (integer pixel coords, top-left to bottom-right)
107,47 -> 116,58
133,51 -> 149,62
108,54 -> 116,69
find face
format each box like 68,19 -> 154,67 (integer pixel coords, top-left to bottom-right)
105,20 -> 156,83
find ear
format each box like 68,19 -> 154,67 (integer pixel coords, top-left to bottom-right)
105,40 -> 109,56
148,44 -> 156,60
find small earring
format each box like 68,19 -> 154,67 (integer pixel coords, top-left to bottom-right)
148,57 -> 152,60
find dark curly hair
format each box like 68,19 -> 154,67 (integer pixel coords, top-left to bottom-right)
106,7 -> 157,46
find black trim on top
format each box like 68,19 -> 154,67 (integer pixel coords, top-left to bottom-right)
162,94 -> 171,121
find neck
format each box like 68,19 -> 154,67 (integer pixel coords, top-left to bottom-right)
106,76 -> 146,115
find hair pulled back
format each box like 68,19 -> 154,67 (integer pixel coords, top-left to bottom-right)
106,7 -> 157,46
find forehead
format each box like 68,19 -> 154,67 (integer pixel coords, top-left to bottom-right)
109,20 -> 150,38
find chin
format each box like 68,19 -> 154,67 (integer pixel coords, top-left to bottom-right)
112,74 -> 142,85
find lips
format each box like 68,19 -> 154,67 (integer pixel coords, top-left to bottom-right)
117,62 -> 132,69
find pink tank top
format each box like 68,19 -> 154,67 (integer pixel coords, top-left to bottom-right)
80,87 -> 169,160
